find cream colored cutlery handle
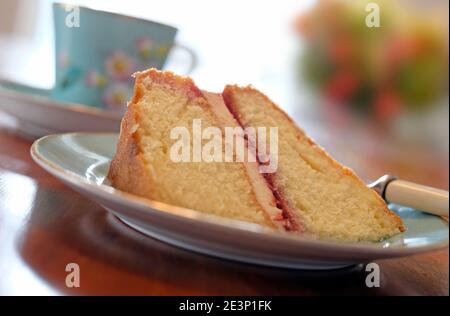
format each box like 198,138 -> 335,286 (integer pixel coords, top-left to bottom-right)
385,180 -> 449,217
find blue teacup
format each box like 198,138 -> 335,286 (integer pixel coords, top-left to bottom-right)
1,3 -> 196,111
52,3 -> 196,110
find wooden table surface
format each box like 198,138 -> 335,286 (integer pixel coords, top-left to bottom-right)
0,122 -> 448,296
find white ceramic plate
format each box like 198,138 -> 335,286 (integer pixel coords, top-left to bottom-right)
0,82 -> 121,138
31,133 -> 449,270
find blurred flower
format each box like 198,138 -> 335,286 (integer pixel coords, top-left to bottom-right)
105,51 -> 135,81
103,84 -> 132,110
85,70 -> 107,88
325,69 -> 359,103
374,89 -> 402,122
386,36 -> 423,65
136,37 -> 154,60
327,36 -> 355,64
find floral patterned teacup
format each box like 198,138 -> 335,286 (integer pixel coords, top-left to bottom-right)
52,3 -> 196,111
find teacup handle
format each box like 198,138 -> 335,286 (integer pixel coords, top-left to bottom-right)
171,43 -> 198,75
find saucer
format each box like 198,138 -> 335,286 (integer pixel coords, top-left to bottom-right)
0,79 -> 122,138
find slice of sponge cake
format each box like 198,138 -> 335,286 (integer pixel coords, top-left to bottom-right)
108,69 -> 405,242
222,85 -> 405,241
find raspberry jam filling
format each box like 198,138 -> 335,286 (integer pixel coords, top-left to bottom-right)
222,94 -> 302,232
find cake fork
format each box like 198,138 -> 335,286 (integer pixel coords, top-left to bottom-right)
369,175 -> 449,217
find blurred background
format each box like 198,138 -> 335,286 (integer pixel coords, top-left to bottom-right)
0,0 -> 448,188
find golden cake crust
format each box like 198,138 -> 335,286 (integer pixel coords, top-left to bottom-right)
107,86 -> 154,198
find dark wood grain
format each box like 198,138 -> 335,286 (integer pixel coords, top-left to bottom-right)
0,125 -> 448,296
